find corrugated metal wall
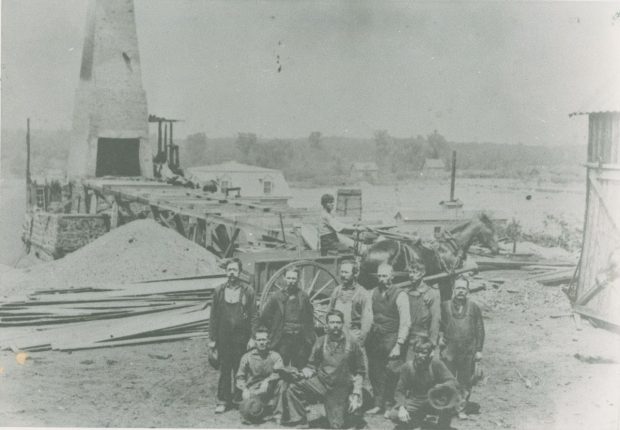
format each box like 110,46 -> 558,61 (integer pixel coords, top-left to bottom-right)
577,112 -> 620,325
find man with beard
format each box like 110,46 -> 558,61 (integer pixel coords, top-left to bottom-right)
327,260 -> 373,344
365,263 -> 411,415
406,259 -> 441,348
279,310 -> 366,429
235,327 -> 284,424
440,277 -> 485,418
209,258 -> 257,414
387,338 -> 458,430
259,267 -> 316,369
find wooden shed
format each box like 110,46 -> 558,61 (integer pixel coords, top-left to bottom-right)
569,88 -> 620,330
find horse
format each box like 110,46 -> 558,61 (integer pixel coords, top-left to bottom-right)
357,213 -> 500,300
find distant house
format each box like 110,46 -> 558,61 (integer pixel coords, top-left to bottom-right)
420,158 -> 446,178
185,161 -> 292,205
350,162 -> 379,182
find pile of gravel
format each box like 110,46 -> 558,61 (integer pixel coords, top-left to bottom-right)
2,219 -> 223,296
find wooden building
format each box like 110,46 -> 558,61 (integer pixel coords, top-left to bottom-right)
350,162 -> 379,183
185,161 -> 292,206
420,158 -> 446,178
569,86 -> 620,330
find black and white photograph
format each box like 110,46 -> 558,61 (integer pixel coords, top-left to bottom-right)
1,1 -> 620,429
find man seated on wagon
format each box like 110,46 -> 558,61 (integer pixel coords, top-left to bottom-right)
235,327 -> 284,424
319,193 -> 365,256
279,310 -> 366,429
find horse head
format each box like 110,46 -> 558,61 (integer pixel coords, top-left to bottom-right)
450,212 -> 499,255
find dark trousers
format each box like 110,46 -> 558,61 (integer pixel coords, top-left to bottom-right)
365,332 -> 404,410
276,333 -> 311,369
320,233 -> 350,256
442,347 -> 475,406
217,341 -> 246,405
280,377 -> 358,429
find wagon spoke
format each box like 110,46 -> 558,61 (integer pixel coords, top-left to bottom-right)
311,279 -> 335,301
312,297 -> 331,305
307,271 -> 321,294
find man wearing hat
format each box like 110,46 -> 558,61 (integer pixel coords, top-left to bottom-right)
279,309 -> 366,429
319,193 -> 361,256
387,337 -> 458,430
236,327 -> 284,424
439,277 -> 485,418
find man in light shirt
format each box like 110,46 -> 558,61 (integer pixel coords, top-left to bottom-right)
365,263 -> 411,415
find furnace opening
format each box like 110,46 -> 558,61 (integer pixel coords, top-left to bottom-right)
95,138 -> 141,177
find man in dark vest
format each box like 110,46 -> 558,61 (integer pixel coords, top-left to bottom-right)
365,262 -> 411,415
440,277 -> 485,418
259,267 -> 316,369
209,258 -> 257,414
405,259 -> 441,348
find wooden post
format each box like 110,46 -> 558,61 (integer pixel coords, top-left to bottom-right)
279,212 -> 287,243
157,120 -> 163,154
450,150 -> 457,201
163,122 -> 168,162
26,118 -> 31,209
110,199 -> 119,229
88,191 -> 98,215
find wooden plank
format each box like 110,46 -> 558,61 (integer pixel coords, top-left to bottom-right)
573,304 -> 620,332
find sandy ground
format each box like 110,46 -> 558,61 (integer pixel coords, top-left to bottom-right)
1,277 -> 619,429
2,176 -> 618,429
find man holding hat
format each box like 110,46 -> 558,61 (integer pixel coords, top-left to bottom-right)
439,277 -> 485,418
236,327 -> 284,424
387,337 -> 458,430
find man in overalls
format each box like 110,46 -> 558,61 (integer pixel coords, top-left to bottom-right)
440,277 -> 485,418
209,258 -> 257,413
279,310 -> 366,429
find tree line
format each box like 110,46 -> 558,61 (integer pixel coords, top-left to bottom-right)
1,128 -> 585,184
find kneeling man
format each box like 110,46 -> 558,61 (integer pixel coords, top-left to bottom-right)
280,310 -> 366,429
387,338 -> 458,430
236,327 -> 284,424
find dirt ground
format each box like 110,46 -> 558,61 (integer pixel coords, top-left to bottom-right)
1,275 -> 618,429
1,176 -> 618,429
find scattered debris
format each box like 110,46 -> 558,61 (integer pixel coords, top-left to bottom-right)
515,368 -> 533,389
573,353 -> 617,364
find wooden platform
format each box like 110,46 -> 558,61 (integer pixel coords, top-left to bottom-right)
80,177 -> 318,258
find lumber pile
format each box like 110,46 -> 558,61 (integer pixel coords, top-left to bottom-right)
0,274 -> 226,352
470,252 -> 576,290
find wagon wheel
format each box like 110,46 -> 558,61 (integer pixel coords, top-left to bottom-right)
260,260 -> 339,328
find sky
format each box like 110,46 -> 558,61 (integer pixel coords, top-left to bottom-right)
2,0 -> 620,144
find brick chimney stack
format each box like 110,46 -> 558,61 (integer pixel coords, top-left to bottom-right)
68,0 -> 152,179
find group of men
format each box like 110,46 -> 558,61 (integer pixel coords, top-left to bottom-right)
209,257 -> 485,429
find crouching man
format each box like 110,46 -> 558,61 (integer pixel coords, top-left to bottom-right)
280,310 -> 366,429
235,327 -> 284,424
387,338 -> 459,430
